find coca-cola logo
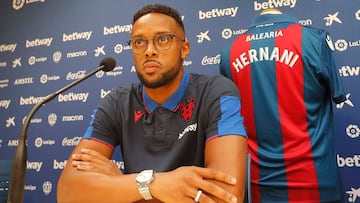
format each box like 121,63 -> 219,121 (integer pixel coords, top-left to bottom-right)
66,70 -> 86,80
62,137 -> 81,146
201,54 -> 221,65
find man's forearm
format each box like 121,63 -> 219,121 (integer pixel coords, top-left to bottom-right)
57,169 -> 141,203
205,135 -> 248,202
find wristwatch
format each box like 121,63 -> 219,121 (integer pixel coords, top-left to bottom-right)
136,169 -> 155,200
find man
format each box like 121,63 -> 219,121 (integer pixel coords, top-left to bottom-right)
57,4 -> 247,203
220,8 -> 346,203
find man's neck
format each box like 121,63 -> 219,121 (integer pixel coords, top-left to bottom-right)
144,69 -> 184,105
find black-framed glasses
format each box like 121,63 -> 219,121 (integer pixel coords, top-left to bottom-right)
127,33 -> 185,54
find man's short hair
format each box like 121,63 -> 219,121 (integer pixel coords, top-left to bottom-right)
132,4 -> 185,32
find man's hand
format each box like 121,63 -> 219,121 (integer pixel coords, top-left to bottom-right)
150,166 -> 238,203
71,148 -> 122,176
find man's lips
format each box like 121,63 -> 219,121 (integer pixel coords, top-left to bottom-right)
142,61 -> 160,72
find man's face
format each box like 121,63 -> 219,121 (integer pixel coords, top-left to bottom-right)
130,13 -> 189,88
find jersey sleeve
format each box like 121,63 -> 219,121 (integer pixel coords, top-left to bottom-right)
319,30 -> 346,104
204,75 -> 247,140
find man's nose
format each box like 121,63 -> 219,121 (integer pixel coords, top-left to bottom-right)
144,40 -> 158,56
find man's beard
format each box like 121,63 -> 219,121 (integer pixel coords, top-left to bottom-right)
137,66 -> 181,88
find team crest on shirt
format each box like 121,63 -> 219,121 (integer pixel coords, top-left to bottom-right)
134,109 -> 144,123
180,97 -> 196,121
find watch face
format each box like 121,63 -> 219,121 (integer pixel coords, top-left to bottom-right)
138,174 -> 147,182
137,170 -> 153,183
136,170 -> 154,200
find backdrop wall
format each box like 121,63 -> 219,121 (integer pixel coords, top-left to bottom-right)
0,0 -> 359,202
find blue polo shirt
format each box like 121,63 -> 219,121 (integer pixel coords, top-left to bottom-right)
84,71 -> 246,173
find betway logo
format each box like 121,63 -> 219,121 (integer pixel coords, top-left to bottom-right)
58,92 -> 89,103
112,160 -> 125,170
199,7 -> 238,20
26,37 -> 53,48
20,96 -> 46,106
0,99 -> 11,109
101,89 -> 111,98
254,0 -> 297,11
339,66 -> 360,77
54,160 -> 67,170
337,154 -> 360,168
0,43 -> 17,52
63,31 -> 92,42
178,123 -> 198,139
27,161 -> 43,172
104,24 -> 132,35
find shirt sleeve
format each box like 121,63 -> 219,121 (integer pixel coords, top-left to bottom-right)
204,75 -> 247,140
320,30 -> 346,104
82,89 -> 122,148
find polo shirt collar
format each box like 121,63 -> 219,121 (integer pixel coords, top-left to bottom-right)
143,71 -> 190,113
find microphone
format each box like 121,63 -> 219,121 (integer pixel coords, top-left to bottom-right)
7,57 -> 116,203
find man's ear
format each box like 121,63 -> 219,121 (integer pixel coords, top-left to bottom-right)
181,41 -> 190,59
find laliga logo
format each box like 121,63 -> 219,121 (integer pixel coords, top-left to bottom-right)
114,44 -> 123,54
13,0 -> 46,11
35,137 -> 43,148
12,0 -> 25,10
347,124 -> 360,139
356,9 -> 360,21
335,39 -> 348,51
222,28 -> 233,39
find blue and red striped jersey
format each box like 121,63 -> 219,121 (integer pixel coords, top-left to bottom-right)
220,13 -> 346,203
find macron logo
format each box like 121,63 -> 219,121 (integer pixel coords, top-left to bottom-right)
199,7 -> 238,20
254,0 -> 297,11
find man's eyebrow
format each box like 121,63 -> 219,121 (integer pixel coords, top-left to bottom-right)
131,31 -> 171,39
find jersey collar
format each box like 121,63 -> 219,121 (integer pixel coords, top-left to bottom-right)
143,71 -> 190,113
250,13 -> 298,27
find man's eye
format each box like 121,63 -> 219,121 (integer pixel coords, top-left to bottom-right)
158,35 -> 169,43
134,39 -> 145,46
